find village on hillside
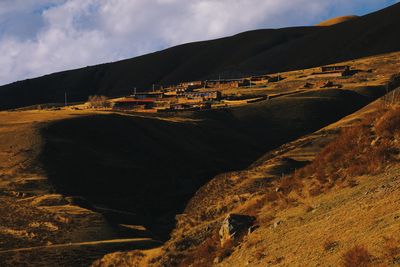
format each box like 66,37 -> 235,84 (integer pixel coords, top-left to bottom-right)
89,64 -> 357,113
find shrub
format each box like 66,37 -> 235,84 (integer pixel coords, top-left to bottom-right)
288,105 -> 400,196
342,245 -> 372,267
383,238 -> 400,260
308,185 -> 323,196
375,106 -> 400,137
279,175 -> 303,195
87,95 -> 111,108
182,235 -> 218,267
346,179 -> 359,188
182,233 -> 236,266
265,191 -> 279,202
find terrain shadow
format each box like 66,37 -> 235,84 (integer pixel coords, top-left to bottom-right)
38,89 -> 379,240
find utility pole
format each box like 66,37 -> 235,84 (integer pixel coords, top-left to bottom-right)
64,92 -> 67,107
152,84 -> 155,92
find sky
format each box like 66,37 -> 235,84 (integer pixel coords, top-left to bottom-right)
0,0 -> 398,85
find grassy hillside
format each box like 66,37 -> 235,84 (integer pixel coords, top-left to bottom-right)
1,3 -> 400,110
0,86 -> 379,266
117,90 -> 400,267
38,88 -> 376,240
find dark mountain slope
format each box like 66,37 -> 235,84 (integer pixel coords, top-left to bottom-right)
1,3 -> 400,110
239,3 -> 400,72
0,27 -> 317,110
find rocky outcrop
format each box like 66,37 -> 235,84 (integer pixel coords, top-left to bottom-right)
219,214 -> 256,246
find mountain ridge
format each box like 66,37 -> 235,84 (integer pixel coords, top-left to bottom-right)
1,3 -> 400,110
315,15 -> 359,26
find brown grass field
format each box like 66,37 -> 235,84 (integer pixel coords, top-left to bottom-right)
143,89 -> 400,267
1,51 -> 400,266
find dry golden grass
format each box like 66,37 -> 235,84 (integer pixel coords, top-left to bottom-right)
161,95 -> 400,266
92,250 -> 145,267
3,50 -> 400,266
144,93 -> 400,266
288,105 -> 400,195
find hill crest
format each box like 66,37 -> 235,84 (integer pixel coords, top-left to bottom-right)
0,3 -> 400,111
316,15 -> 359,26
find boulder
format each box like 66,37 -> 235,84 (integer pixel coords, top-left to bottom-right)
273,220 -> 283,228
219,214 -> 256,246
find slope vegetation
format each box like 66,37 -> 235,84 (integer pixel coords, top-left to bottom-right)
1,52 -> 399,265
38,88 -> 371,240
0,87 -> 380,266
127,90 -> 400,267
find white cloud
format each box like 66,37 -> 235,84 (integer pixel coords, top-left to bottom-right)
0,0 -> 397,85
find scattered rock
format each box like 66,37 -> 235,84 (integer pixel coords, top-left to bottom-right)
248,225 -> 260,234
219,214 -> 256,246
273,220 -> 283,228
303,82 -> 314,89
7,190 -> 27,198
324,241 -> 339,252
370,137 -> 381,146
321,81 -> 334,88
213,256 -> 221,264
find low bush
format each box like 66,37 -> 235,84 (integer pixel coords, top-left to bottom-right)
375,106 -> 400,137
290,105 -> 400,193
383,238 -> 400,260
279,175 -> 303,195
87,95 -> 111,108
342,245 -> 372,267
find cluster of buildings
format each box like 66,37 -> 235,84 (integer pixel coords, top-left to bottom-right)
112,76 -> 271,112
311,65 -> 351,78
111,64 -> 352,112
112,90 -> 222,112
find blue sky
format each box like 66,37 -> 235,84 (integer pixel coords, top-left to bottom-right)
0,0 -> 398,85
354,1 -> 397,15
